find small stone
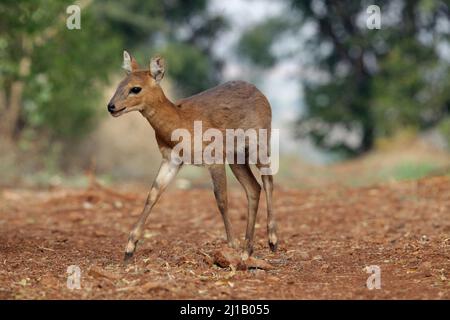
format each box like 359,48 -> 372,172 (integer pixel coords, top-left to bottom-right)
419,235 -> 429,244
213,247 -> 241,268
82,201 -> 93,210
88,266 -> 120,280
113,200 -> 123,209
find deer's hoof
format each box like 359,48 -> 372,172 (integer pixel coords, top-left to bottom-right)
123,251 -> 134,265
269,241 -> 278,252
268,231 -> 278,252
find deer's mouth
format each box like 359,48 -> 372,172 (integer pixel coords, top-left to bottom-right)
111,107 -> 126,117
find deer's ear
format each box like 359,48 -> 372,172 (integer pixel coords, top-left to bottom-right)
122,50 -> 139,73
150,56 -> 165,83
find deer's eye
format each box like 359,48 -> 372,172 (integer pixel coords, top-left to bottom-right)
130,87 -> 142,94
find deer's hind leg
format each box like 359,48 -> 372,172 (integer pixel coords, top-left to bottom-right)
229,163 -> 261,259
256,136 -> 278,251
260,172 -> 277,251
209,165 -> 238,249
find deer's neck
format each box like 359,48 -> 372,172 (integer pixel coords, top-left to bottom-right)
141,90 -> 183,146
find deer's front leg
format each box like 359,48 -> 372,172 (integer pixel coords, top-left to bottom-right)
124,159 -> 181,263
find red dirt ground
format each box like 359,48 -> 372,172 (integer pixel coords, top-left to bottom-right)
0,176 -> 449,299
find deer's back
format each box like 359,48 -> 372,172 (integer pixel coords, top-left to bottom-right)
175,81 -> 271,130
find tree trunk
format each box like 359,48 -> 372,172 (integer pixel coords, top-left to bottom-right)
0,38 -> 32,142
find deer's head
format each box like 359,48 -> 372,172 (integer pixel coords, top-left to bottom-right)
107,51 -> 166,117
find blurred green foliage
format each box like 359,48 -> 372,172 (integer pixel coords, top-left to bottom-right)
94,0 -> 227,94
389,162 -> 438,181
238,18 -> 292,68
162,43 -> 216,95
238,0 -> 450,156
0,0 -> 227,143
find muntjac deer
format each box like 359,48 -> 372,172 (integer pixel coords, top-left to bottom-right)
108,51 -> 277,262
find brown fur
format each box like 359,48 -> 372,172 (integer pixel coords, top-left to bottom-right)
108,52 -> 277,262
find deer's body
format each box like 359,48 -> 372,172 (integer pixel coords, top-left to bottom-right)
108,51 -> 277,262
175,80 -> 271,132
145,80 -> 272,164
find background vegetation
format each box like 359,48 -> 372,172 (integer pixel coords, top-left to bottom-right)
238,0 -> 450,156
0,0 -> 226,143
0,0 -> 449,187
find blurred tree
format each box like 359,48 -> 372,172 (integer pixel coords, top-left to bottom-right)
94,0 -> 228,95
0,0 -> 119,142
0,0 -> 227,143
238,0 -> 450,156
238,18 -> 292,68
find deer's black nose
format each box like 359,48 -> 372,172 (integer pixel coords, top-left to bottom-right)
107,103 -> 115,112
